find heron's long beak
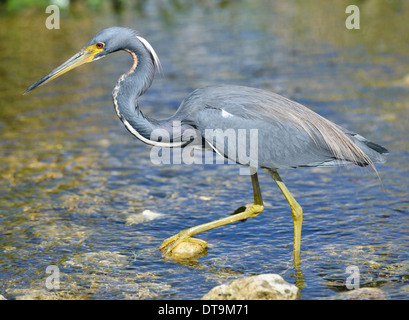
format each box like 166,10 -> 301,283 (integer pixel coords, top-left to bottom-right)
24,44 -> 104,94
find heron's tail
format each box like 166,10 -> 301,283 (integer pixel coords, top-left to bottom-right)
347,133 -> 388,165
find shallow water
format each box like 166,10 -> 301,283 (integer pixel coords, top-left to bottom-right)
1,0 -> 408,299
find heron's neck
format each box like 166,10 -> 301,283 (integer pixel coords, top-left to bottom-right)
112,44 -> 162,146
112,42 -> 188,148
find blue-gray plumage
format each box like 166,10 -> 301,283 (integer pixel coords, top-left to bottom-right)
25,27 -> 388,263
174,84 -> 387,169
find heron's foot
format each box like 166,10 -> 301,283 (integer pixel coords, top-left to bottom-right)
159,231 -> 207,259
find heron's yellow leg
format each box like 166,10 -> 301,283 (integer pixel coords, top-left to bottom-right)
159,171 -> 264,255
266,169 -> 303,264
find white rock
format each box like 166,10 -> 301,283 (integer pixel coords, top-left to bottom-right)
202,274 -> 298,300
125,210 -> 164,225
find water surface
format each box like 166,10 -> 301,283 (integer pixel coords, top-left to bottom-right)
0,0 -> 408,299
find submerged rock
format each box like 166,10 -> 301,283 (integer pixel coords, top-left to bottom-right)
202,274 -> 298,300
64,250 -> 129,268
337,288 -> 388,300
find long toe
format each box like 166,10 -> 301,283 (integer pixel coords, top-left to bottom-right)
160,235 -> 207,259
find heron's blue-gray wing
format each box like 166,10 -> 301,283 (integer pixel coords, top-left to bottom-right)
178,85 -> 386,169
196,108 -> 338,169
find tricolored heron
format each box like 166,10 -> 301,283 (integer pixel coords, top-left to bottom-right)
25,27 -> 388,263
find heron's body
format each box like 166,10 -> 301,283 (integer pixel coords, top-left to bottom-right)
172,85 -> 386,169
25,27 -> 388,264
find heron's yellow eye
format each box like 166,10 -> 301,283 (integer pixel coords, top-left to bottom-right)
96,42 -> 105,49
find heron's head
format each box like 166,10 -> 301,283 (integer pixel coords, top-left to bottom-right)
24,27 -> 158,94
